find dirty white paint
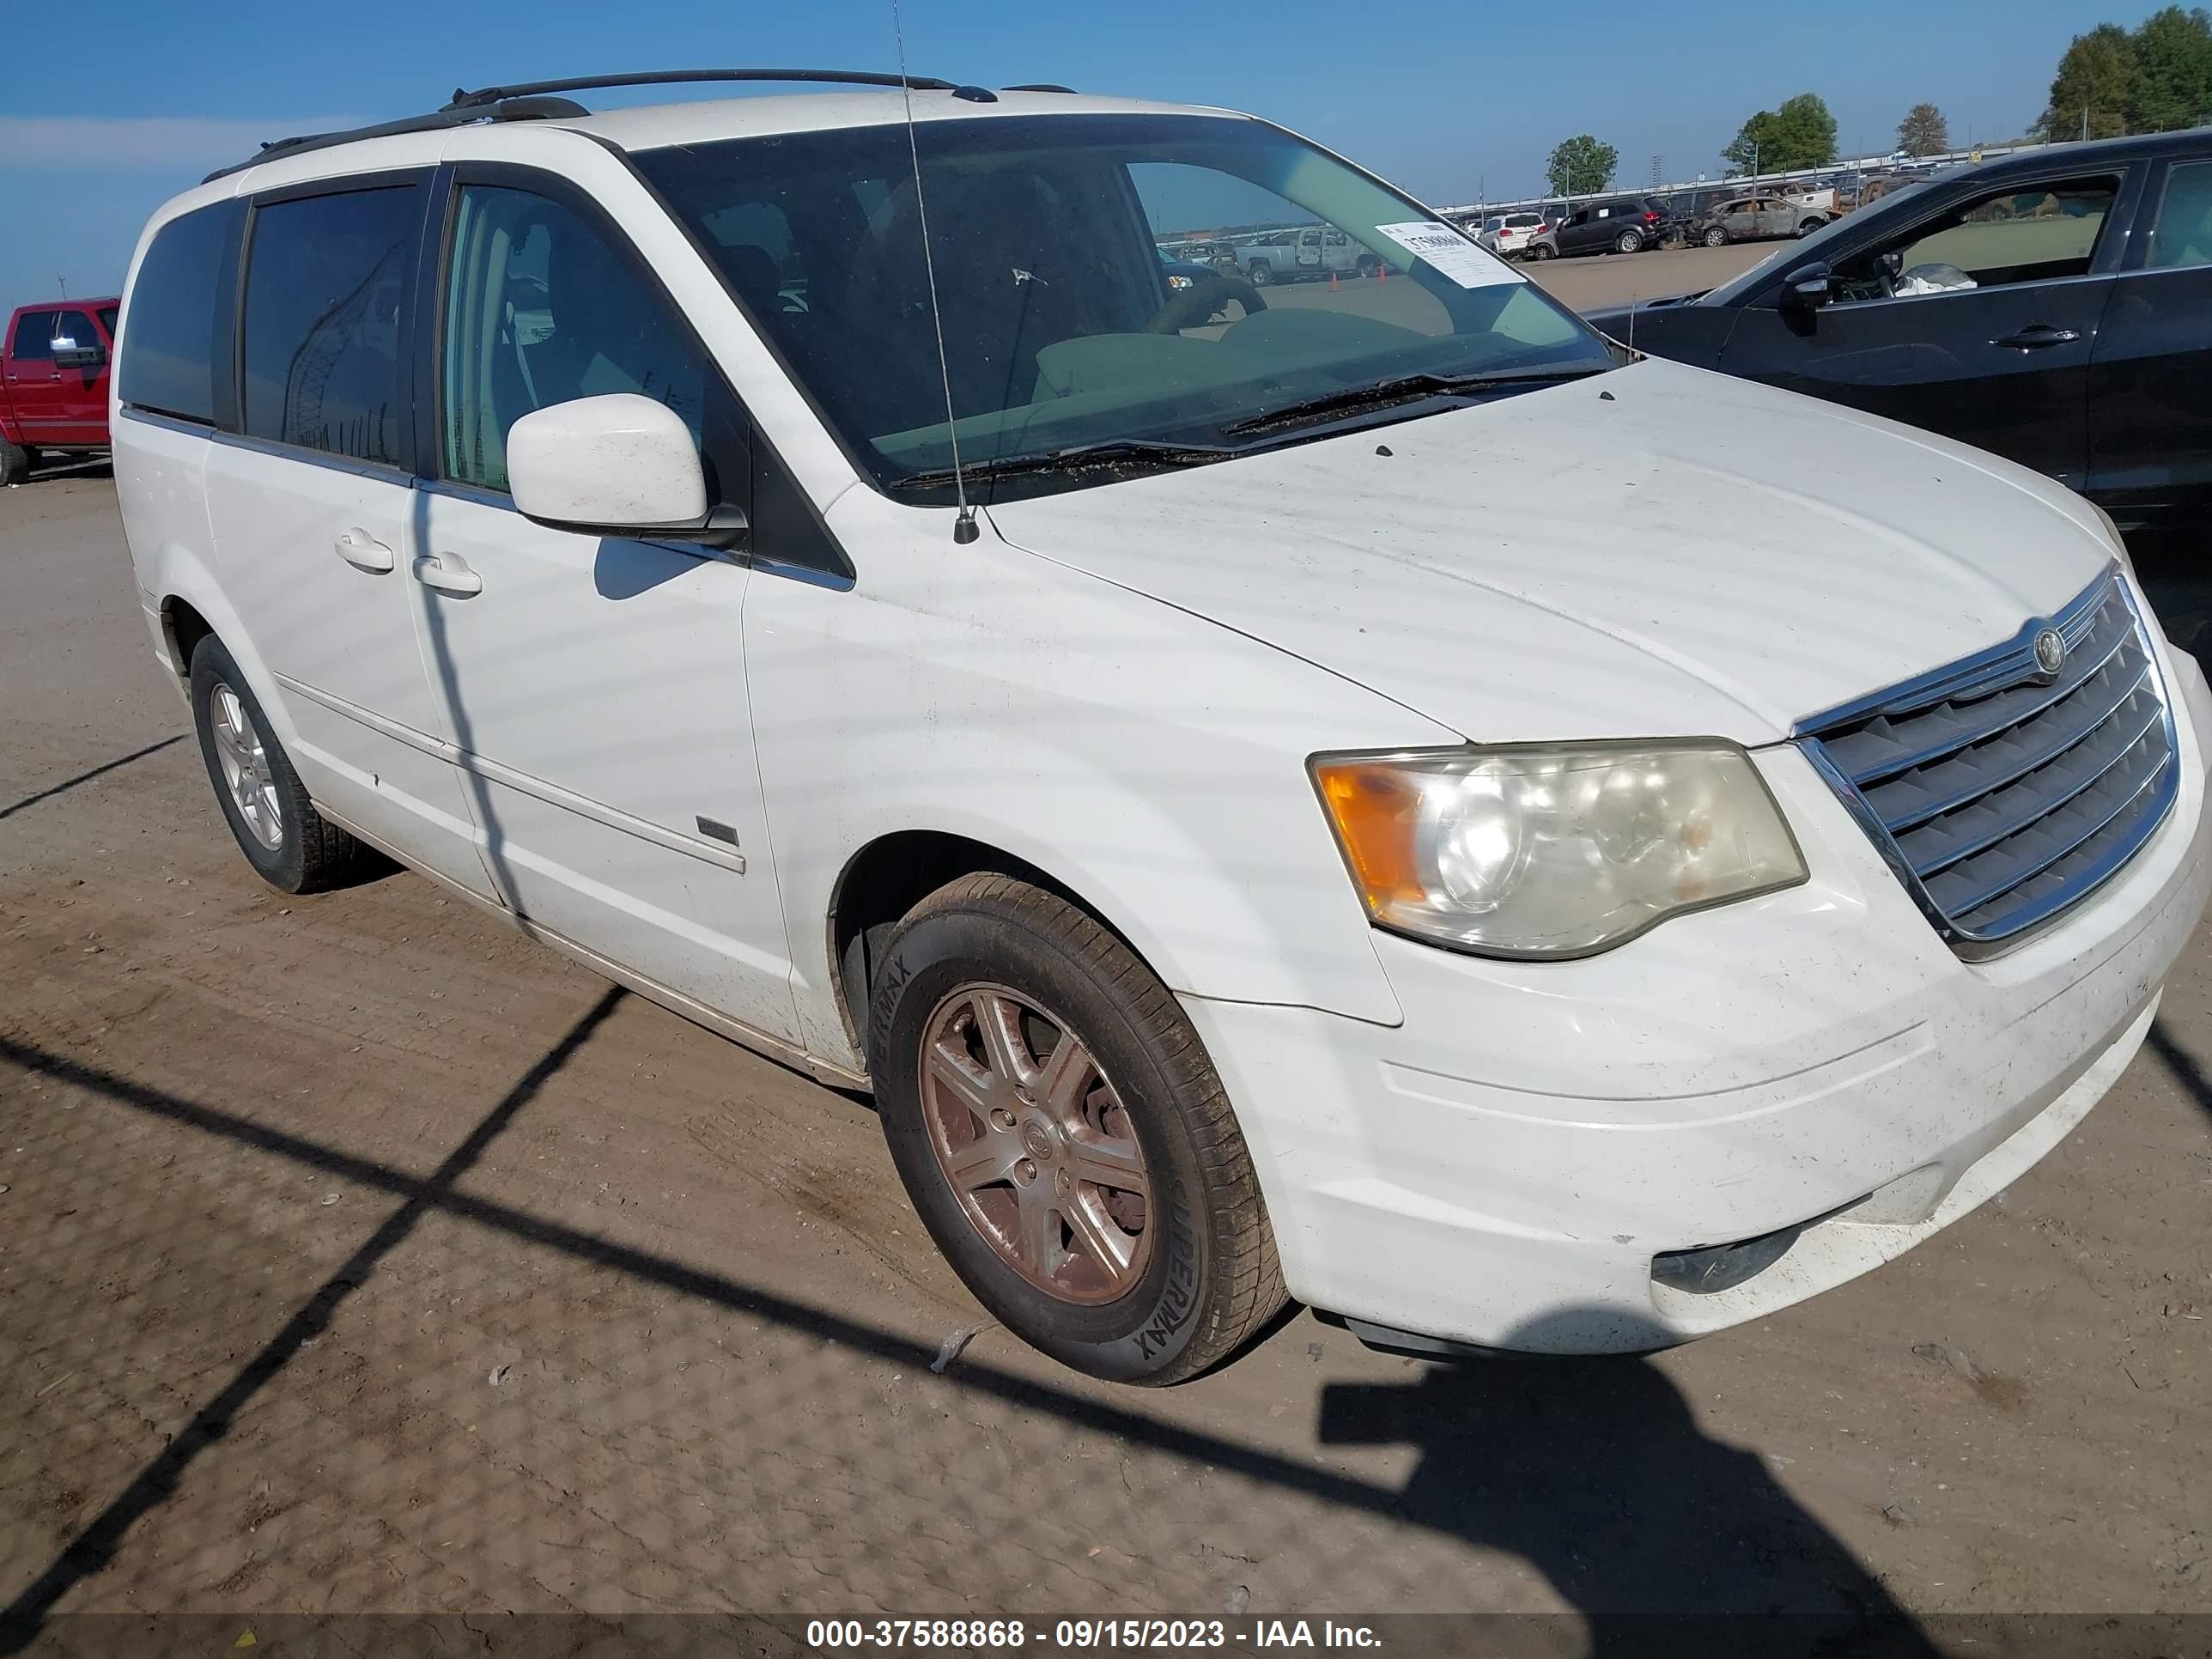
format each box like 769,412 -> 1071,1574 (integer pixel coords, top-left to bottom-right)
507,394 -> 708,532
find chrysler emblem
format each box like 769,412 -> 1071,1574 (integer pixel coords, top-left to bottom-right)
2033,627 -> 2067,678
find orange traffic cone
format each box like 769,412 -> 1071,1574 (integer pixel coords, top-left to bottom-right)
1378,263 -> 1388,283
1330,270 -> 1340,290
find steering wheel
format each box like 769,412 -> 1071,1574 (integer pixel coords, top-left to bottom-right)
1144,271 -> 1267,335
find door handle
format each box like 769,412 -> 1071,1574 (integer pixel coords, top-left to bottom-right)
333,528 -> 396,573
412,551 -> 483,597
1991,325 -> 2081,350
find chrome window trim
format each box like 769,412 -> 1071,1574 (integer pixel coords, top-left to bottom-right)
205,426 -> 416,487
118,406 -> 218,436
1793,564 -> 2179,959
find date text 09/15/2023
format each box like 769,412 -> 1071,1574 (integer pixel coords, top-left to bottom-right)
805,1618 -> 1386,1650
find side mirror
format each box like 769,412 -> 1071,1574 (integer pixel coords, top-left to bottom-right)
1779,264 -> 1835,313
52,341 -> 103,369
507,393 -> 745,550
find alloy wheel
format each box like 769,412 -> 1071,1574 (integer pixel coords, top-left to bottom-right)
209,680 -> 283,850
917,982 -> 1152,1304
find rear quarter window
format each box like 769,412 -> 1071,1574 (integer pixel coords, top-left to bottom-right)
118,200 -> 244,425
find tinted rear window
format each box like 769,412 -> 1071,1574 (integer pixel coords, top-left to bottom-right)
118,200 -> 242,423
242,184 -> 420,465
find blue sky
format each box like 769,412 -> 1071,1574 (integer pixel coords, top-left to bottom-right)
0,0 -> 2136,307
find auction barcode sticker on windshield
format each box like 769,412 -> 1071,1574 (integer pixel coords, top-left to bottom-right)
1374,221 -> 1523,289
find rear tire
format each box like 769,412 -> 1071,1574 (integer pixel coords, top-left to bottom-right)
869,874 -> 1287,1384
1614,230 -> 1643,254
1530,242 -> 1556,260
1244,261 -> 1273,287
188,635 -> 377,894
0,440 -> 27,486
1796,218 -> 1824,237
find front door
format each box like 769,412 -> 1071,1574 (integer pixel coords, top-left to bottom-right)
45,307 -> 112,441
1720,170 -> 2130,489
2087,156 -> 2212,528
414,170 -> 799,1043
204,173 -> 501,900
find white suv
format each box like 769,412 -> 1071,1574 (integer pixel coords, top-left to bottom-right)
1478,210 -> 1551,258
112,72 -> 2212,1382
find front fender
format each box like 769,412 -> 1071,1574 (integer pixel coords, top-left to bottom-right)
755,491 -> 1460,1061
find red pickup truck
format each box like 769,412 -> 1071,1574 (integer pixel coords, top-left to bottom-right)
2,298 -> 118,484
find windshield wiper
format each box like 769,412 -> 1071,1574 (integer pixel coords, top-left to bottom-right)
1221,366 -> 1605,438
890,438 -> 1233,493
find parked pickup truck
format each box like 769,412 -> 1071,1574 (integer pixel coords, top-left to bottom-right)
2,298 -> 118,483
1231,227 -> 1382,285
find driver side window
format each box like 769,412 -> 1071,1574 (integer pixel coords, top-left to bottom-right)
441,184 -> 709,494
1832,174 -> 2118,302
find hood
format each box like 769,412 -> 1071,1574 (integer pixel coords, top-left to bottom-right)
985,356 -> 2118,745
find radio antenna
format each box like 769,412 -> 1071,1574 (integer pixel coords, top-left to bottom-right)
892,0 -> 978,544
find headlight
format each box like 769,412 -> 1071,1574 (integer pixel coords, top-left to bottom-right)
1310,742 -> 1808,958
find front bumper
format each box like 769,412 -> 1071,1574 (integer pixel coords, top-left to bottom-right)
1182,642 -> 2212,1354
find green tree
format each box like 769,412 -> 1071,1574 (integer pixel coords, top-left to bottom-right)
2041,22 -> 2136,139
1723,94 -> 1838,173
1771,93 -> 1839,167
2129,5 -> 2212,130
1722,111 -> 1779,173
1897,102 -> 1950,157
1546,133 -> 1619,197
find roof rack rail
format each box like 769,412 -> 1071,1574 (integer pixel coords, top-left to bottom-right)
203,94 -> 586,184
1003,83 -> 1077,93
444,69 -> 954,109
202,69 -> 963,185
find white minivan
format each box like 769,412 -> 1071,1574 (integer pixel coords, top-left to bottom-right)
113,73 -> 2212,1382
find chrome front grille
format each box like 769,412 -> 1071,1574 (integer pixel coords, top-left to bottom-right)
1796,567 -> 2177,954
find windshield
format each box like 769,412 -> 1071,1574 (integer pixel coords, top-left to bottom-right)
1699,179 -> 1939,306
636,114 -> 1613,501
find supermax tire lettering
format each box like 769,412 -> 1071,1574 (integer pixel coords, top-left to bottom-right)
1137,1249 -> 1200,1358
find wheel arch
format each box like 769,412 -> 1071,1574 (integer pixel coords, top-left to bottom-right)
160,593 -> 216,685
150,560 -> 301,751
826,829 -> 1153,1060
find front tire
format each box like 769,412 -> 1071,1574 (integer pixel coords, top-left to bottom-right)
188,635 -> 376,894
1703,226 -> 1729,247
869,874 -> 1286,1384
0,440 -> 27,486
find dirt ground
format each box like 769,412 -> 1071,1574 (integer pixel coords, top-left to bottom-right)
3,465 -> 2210,1649
1519,240 -> 1775,312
